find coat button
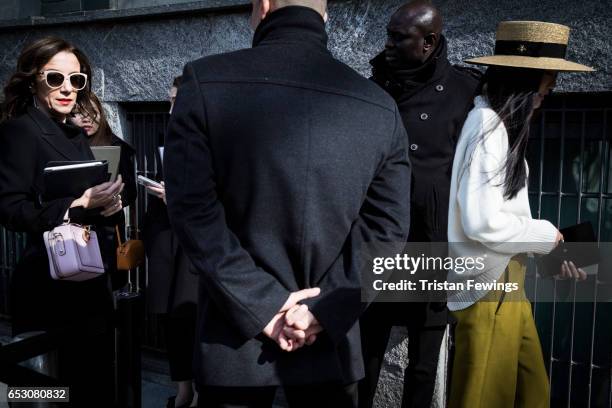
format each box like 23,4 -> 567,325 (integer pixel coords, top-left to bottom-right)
410,144 -> 418,151
435,84 -> 444,92
420,113 -> 429,120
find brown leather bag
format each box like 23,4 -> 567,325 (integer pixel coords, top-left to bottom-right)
115,226 -> 145,271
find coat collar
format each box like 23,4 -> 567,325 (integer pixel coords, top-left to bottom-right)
252,6 -> 328,51
371,35 -> 451,98
26,105 -> 85,160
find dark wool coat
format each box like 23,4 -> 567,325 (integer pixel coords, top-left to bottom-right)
164,6 -> 412,386
371,42 -> 481,327
371,42 -> 481,243
0,106 -> 114,335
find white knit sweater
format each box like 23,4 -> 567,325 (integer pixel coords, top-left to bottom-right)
446,96 -> 558,311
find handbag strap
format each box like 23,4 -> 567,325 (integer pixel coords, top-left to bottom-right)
115,225 -> 123,245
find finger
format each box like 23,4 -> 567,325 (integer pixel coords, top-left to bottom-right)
560,262 -> 568,279
282,333 -> 298,352
283,326 -> 306,341
109,181 -> 124,196
278,334 -> 291,352
282,288 -> 321,312
567,261 -> 579,279
305,334 -> 317,346
262,313 -> 282,338
285,304 -> 309,327
569,262 -> 585,280
564,261 -> 574,278
100,203 -> 115,216
101,203 -> 122,217
284,305 -> 302,325
111,175 -> 122,189
147,186 -> 165,194
90,182 -> 113,195
304,324 -> 323,338
94,196 -> 113,209
98,182 -> 120,198
293,287 -> 321,302
295,336 -> 305,349
283,328 -> 306,350
105,177 -> 124,195
565,262 -> 573,279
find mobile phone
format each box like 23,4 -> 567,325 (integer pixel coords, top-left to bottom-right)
137,175 -> 163,189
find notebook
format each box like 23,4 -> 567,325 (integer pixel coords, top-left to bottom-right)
43,161 -> 109,200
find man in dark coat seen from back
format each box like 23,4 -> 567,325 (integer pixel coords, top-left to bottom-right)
163,0 -> 412,406
359,1 -> 481,408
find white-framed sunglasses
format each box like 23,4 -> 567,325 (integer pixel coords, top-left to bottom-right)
38,70 -> 88,91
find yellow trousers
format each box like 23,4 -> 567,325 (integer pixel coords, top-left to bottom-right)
449,258 -> 550,408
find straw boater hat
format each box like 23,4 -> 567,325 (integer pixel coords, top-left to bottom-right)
465,21 -> 594,72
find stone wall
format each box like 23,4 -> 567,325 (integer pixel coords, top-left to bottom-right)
0,0 -> 609,103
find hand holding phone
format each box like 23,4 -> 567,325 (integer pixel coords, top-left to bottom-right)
137,175 -> 163,189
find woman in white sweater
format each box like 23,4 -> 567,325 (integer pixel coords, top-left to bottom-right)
447,21 -> 592,408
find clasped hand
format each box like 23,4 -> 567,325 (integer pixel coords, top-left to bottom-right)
263,288 -> 323,352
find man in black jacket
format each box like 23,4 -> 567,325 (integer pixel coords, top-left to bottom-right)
163,0 -> 412,406
359,1 -> 481,408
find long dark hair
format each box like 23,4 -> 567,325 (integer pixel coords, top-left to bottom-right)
2,36 -> 95,120
480,67 -> 547,200
78,93 -> 113,146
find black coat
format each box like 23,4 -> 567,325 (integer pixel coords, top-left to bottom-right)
371,38 -> 481,327
142,145 -> 197,315
164,6 -> 412,387
95,134 -> 137,291
143,193 -> 197,314
371,39 -> 481,242
0,106 -> 114,335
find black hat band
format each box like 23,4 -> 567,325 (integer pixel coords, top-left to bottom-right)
494,40 -> 567,59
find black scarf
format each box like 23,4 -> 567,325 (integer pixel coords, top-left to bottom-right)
371,36 -> 450,97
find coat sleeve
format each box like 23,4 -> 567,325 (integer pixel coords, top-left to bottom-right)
118,141 -> 137,208
458,115 -> 557,255
163,62 -> 291,340
302,106 -> 412,344
0,120 -> 73,234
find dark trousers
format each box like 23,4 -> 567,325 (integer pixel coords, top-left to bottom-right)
359,303 -> 446,408
197,382 -> 358,408
163,302 -> 197,381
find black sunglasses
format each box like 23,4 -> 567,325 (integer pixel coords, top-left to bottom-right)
38,70 -> 88,91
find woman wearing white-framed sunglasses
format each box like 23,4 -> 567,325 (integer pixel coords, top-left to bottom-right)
0,36 -> 122,407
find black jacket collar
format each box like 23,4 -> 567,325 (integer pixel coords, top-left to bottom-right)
371,36 -> 451,99
252,6 -> 328,51
26,105 -> 85,160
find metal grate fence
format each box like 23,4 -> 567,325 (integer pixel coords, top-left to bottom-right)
124,104 -> 170,351
526,92 -> 612,407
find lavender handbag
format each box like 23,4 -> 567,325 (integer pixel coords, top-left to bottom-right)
43,223 -> 105,281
